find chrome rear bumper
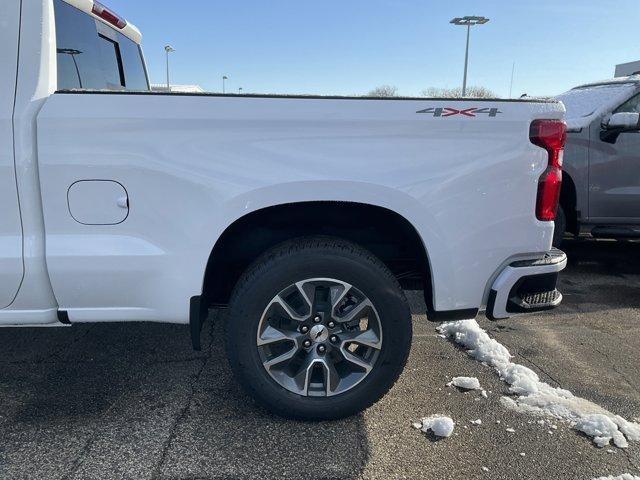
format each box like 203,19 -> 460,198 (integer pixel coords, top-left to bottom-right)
486,249 -> 567,320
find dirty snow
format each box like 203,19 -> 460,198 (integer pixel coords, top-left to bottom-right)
437,319 -> 640,449
448,376 -> 482,391
592,475 -> 640,480
556,83 -> 636,131
576,414 -> 632,449
415,415 -> 455,438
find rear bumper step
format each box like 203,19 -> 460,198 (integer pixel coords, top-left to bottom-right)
509,287 -> 562,313
487,248 -> 567,320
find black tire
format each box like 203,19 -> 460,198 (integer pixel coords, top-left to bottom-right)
225,237 -> 412,420
553,205 -> 566,248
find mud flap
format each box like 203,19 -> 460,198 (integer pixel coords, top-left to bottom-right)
189,296 -> 208,351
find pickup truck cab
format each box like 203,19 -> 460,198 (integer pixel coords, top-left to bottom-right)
555,77 -> 640,244
1,0 -> 567,419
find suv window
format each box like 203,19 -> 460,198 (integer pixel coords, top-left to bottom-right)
614,92 -> 640,114
54,0 -> 149,91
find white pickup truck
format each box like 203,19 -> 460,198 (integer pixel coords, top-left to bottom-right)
2,0 -> 567,419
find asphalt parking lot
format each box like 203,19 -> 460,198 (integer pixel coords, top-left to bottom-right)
0,239 -> 638,480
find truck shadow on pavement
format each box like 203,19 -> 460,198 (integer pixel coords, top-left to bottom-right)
0,315 -> 370,480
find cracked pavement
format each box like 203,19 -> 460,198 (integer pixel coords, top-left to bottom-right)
0,239 -> 638,480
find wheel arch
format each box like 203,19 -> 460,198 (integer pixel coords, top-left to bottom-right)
201,201 -> 433,309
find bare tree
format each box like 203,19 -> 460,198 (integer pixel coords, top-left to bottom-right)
367,85 -> 398,97
421,86 -> 497,98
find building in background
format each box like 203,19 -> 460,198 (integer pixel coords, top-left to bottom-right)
615,61 -> 640,77
151,84 -> 205,93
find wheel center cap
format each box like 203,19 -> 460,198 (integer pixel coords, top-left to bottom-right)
309,324 -> 329,343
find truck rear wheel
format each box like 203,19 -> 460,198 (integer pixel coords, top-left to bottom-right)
225,237 -> 412,420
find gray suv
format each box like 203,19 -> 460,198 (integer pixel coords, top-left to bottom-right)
555,77 -> 640,246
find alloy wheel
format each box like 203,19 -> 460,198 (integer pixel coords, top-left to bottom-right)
256,278 -> 383,397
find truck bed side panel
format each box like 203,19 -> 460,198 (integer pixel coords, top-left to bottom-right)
37,93 -> 562,323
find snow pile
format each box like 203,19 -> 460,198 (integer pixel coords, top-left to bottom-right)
592,475 -> 640,480
556,83 -> 636,131
576,414 -> 640,449
437,319 -> 640,449
448,376 -> 482,391
414,415 -> 455,438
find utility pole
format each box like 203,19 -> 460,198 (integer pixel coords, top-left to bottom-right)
450,16 -> 490,97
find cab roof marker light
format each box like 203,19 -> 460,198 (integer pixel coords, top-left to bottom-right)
92,1 -> 127,29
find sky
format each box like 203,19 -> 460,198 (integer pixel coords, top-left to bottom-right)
105,0 -> 639,98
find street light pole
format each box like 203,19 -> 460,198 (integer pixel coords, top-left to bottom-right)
509,62 -> 516,98
222,76 -> 228,94
57,49 -> 83,88
164,45 -> 175,90
450,16 -> 489,97
462,23 -> 471,97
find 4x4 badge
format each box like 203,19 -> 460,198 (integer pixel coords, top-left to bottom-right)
417,107 -> 502,117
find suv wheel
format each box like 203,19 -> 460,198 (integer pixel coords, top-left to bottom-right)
226,237 -> 412,420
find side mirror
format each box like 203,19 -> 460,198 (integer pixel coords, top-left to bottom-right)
601,112 -> 640,143
607,112 -> 640,130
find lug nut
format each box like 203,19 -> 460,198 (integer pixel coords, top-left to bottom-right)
327,321 -> 336,329
313,315 -> 322,323
303,339 -> 312,348
317,345 -> 327,354
330,335 -> 339,344
300,325 -> 309,334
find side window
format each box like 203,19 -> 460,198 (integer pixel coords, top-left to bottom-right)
97,33 -> 125,90
119,37 -> 149,91
615,93 -> 640,114
54,0 -> 149,91
55,0 -> 107,90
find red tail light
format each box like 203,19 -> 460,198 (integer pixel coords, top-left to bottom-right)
530,119 -> 567,221
92,2 -> 127,29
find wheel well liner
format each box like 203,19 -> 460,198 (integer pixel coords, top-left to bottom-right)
202,202 -> 432,307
